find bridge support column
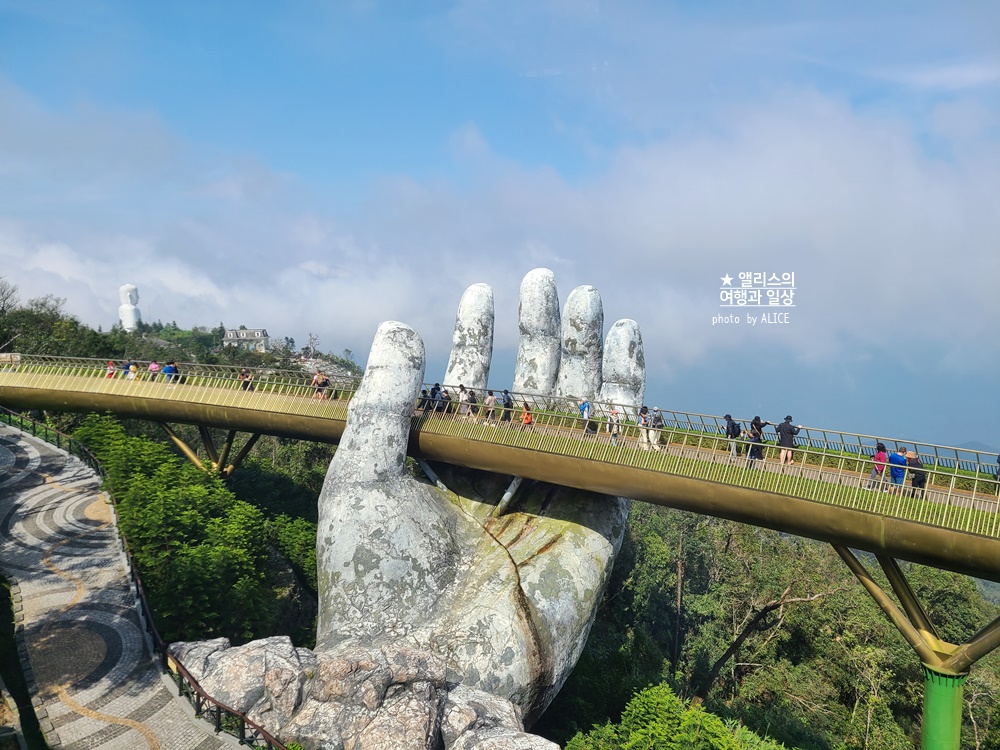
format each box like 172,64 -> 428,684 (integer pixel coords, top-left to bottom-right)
216,430 -> 238,474
157,423 -> 260,478
220,432 -> 261,478
198,425 -> 219,466
833,545 -> 1000,750
158,423 -> 205,470
921,666 -> 966,750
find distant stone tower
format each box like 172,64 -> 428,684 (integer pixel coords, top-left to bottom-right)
118,284 -> 141,332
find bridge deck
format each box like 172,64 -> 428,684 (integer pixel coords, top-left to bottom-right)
2,356 -> 999,582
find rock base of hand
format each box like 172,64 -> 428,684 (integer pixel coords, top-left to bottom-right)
170,637 -> 557,750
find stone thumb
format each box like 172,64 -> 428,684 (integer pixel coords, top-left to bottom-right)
326,321 -> 425,485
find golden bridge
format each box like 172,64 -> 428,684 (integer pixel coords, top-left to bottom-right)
2,354 -> 997,581
2,353 -> 999,748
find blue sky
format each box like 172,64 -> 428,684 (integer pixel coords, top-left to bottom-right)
1,1 -> 999,447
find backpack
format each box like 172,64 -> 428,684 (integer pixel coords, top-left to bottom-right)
729,420 -> 741,438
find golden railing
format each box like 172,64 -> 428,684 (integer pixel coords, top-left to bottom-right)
1,354 -> 999,544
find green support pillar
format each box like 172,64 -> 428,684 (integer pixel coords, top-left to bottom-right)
921,665 -> 967,750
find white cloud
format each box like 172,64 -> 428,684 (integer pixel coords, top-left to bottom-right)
1,33 -> 998,391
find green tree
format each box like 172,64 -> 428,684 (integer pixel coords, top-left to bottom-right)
73,415 -> 277,642
566,683 -> 782,750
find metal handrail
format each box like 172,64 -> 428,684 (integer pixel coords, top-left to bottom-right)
407,405 -> 1000,538
2,353 -> 997,474
2,356 -> 999,540
0,406 -> 288,750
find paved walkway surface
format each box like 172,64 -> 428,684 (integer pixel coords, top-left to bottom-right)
0,425 -> 231,750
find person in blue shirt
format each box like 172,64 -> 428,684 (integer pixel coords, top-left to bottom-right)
887,446 -> 908,493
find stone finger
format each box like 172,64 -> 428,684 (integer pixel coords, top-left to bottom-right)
555,285 -> 603,401
324,321 -> 425,486
513,268 -> 561,395
599,319 -> 645,409
442,282 -> 494,391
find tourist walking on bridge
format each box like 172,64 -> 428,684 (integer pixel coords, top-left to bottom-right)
312,371 -> 330,399
162,360 -> 178,384
500,389 -> 514,422
867,443 -> 888,489
637,406 -> 651,450
239,368 -> 254,391
607,408 -> 622,446
888,446 -> 908,493
649,408 -> 664,452
483,390 -> 497,424
724,414 -> 742,457
775,416 -> 801,465
906,450 -> 927,497
520,400 -> 533,431
746,421 -> 765,469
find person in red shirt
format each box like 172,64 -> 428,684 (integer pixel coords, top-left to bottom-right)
868,442 -> 888,489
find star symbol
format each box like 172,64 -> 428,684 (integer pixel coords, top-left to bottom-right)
721,274 -> 733,286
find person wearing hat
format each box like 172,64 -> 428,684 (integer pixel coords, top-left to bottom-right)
887,445 -> 908,493
774,415 -> 802,466
746,416 -> 767,469
906,450 -> 926,497
607,407 -> 622,447
723,413 -> 742,457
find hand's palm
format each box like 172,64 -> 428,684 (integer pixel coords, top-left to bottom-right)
316,269 -> 645,721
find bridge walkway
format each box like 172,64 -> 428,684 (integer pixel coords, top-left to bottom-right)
0,424 -> 231,750
2,356 -> 1000,582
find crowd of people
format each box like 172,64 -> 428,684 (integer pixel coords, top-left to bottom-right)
93,361 -> 986,496
722,415 -> 929,496
417,383 -> 524,427
865,442 -> 927,496
409,386 -> 943,497
106,359 -> 179,384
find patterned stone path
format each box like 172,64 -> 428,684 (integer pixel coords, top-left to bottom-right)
0,425 -> 231,750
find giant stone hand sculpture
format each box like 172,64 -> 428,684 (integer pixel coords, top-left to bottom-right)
171,269 -> 645,750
